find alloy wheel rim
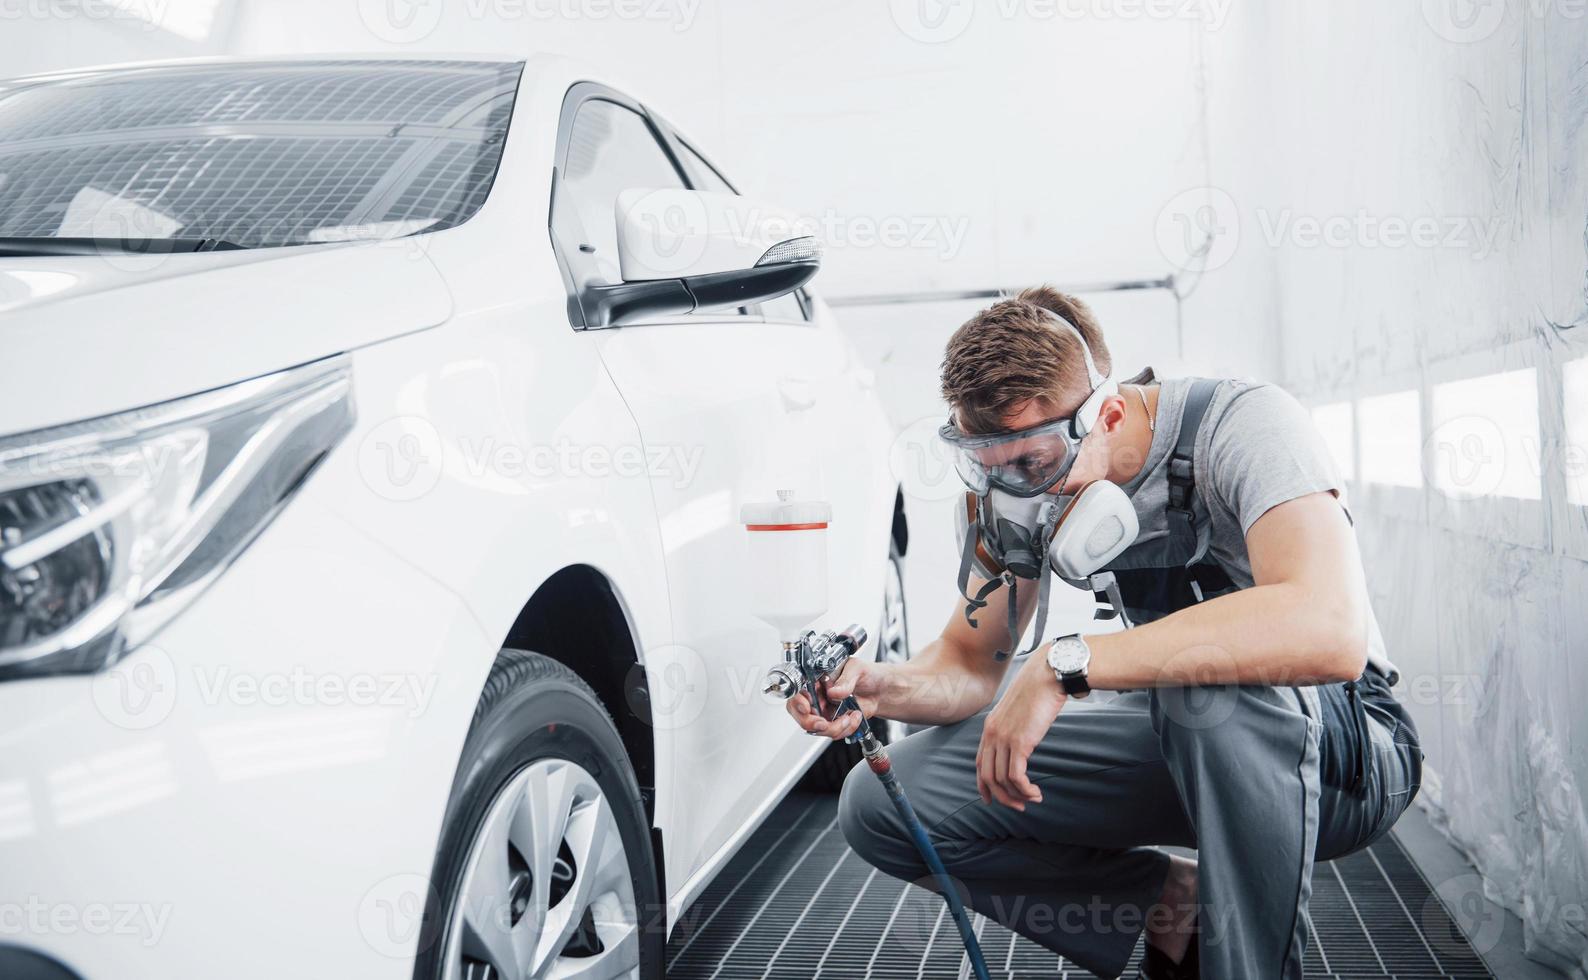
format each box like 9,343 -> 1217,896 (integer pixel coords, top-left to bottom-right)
441,759 -> 639,980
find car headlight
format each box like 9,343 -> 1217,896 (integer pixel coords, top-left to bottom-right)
0,357 -> 353,680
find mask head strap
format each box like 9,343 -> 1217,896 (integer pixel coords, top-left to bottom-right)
1037,308 -> 1117,436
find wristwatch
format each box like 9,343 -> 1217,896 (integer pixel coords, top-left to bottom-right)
1047,634 -> 1092,699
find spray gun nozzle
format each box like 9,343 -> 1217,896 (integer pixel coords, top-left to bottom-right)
762,664 -> 801,701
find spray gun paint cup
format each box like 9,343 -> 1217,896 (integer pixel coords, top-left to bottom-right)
740,491 -> 832,645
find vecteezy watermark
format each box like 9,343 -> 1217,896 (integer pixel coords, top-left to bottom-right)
0,0 -> 175,32
359,872 -> 441,958
1423,872 -> 1507,954
890,415 -> 963,502
357,0 -> 701,44
92,653 -> 442,729
619,187 -> 974,278
1424,414 -> 1511,499
356,417 -> 707,502
358,416 -> 445,502
892,874 -> 1236,956
191,666 -> 439,719
1392,671 -> 1485,707
1156,188 -> 1510,272
0,897 -> 173,947
889,0 -> 1232,44
91,645 -> 179,731
453,436 -> 705,489
758,210 -> 970,261
628,645 -> 711,731
1421,0 -> 1509,42
1155,186 -> 1241,273
1253,208 -> 1507,259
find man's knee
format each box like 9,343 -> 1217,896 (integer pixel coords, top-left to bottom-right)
1151,684 -> 1309,764
837,758 -> 923,879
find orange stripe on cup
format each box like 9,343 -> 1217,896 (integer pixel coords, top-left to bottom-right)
745,522 -> 829,531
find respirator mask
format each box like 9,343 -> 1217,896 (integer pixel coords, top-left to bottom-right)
941,311 -> 1140,659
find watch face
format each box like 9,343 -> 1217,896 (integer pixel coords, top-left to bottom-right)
1049,637 -> 1088,674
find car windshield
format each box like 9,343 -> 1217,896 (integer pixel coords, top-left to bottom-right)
0,60 -> 522,250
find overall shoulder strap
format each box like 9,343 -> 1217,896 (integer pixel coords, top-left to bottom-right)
1166,379 -> 1220,563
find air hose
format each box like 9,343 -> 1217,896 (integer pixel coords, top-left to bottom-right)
856,719 -> 992,980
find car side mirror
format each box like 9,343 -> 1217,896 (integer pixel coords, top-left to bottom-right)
584,188 -> 821,328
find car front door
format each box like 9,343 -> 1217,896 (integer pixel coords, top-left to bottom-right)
549,86 -> 854,894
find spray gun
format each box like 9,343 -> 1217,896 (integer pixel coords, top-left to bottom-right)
743,493 -> 992,980
762,624 -> 870,738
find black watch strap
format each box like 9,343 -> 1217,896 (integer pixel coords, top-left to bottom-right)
1059,668 -> 1091,698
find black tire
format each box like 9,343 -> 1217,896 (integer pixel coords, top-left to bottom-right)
414,649 -> 664,979
802,539 -> 912,792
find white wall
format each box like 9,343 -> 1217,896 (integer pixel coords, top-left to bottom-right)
1258,4 -> 1588,976
0,1 -> 239,74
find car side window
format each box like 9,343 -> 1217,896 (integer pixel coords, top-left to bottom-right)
560,99 -> 686,284
757,289 -> 808,323
675,141 -> 736,195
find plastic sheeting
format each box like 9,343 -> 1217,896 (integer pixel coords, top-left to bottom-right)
1247,4 -> 1588,975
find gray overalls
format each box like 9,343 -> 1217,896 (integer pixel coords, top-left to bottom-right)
837,379 -> 1423,980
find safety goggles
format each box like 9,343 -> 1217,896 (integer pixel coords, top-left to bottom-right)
939,415 -> 1086,497
939,306 -> 1120,497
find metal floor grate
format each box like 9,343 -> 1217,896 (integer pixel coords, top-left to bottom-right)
666,793 -> 1494,980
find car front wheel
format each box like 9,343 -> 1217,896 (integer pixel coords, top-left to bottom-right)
417,650 -> 663,980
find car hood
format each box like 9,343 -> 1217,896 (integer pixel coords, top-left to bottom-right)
0,241 -> 454,436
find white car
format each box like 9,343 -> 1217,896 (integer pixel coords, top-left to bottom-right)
0,56 -> 907,980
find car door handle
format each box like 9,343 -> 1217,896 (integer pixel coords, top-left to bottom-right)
778,377 -> 818,411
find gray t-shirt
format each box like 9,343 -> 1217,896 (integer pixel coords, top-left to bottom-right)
1120,374 -> 1341,589
1119,371 -> 1394,674
1117,374 -> 1407,791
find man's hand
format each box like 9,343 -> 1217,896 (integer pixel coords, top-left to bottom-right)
976,650 -> 1066,811
785,657 -> 888,741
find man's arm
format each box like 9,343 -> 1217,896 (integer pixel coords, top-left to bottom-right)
974,490 -> 1370,810
1085,491 -> 1369,689
786,569 -> 1037,738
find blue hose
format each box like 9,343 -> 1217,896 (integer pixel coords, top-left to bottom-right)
856,719 -> 992,980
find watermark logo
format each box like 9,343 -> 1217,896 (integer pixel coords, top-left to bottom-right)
359,872 -> 440,957
890,0 -> 1232,43
617,187 -> 712,277
358,417 -> 707,502
890,0 -> 976,43
1424,872 -> 1506,954
1150,644 -> 1241,731
1254,209 -> 1504,259
358,0 -> 446,43
625,197 -> 973,271
891,415 -> 963,502
0,897 -> 173,947
1157,189 -> 1506,271
1155,186 -> 1241,273
778,210 -> 969,261
0,0 -> 169,32
193,666 -> 439,719
359,415 -> 445,502
358,0 -> 702,42
633,644 -> 710,731
1425,413 -> 1508,499
92,645 -> 178,730
1422,0 -> 1507,42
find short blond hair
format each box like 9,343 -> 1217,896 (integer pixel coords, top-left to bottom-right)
940,285 -> 1112,433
